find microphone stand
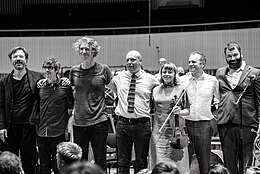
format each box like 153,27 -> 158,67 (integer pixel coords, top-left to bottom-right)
235,79 -> 251,174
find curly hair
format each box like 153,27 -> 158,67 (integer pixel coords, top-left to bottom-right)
72,36 -> 100,57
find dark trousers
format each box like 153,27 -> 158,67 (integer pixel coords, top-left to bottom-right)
185,120 -> 212,174
73,120 -> 108,170
218,124 -> 256,174
1,124 -> 37,174
116,119 -> 151,174
37,134 -> 66,174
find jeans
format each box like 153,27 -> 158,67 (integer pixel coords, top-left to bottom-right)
116,119 -> 151,174
1,124 -> 37,174
185,120 -> 212,174
37,134 -> 66,174
73,120 -> 108,170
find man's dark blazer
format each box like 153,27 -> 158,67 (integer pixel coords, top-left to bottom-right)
0,68 -> 44,130
216,64 -> 260,128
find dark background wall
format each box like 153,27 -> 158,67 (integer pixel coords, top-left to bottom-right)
0,0 -> 260,32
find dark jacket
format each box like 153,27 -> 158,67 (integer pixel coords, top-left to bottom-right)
0,69 -> 44,130
30,79 -> 74,137
216,65 -> 260,128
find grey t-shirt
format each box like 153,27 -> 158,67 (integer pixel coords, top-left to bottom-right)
70,62 -> 112,126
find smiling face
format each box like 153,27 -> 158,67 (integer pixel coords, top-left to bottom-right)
79,42 -> 93,61
126,50 -> 142,74
161,66 -> 175,85
10,49 -> 27,71
188,53 -> 204,74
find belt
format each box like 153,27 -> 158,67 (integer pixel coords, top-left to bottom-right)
185,120 -> 210,123
118,116 -> 150,124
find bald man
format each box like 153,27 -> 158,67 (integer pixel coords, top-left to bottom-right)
159,58 -> 167,67
108,50 -> 159,174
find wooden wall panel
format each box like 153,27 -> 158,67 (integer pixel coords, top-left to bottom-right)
0,28 -> 260,74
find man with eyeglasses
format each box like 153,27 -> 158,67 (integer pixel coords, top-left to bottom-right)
30,56 -> 74,174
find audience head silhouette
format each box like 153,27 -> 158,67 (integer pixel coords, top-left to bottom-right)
208,164 -> 231,174
151,161 -> 179,174
0,151 -> 24,174
65,161 -> 105,174
56,142 -> 83,173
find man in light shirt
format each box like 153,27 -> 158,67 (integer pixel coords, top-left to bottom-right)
216,42 -> 260,174
179,51 -> 220,174
108,50 -> 159,174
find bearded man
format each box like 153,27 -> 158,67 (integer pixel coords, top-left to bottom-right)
216,42 -> 260,174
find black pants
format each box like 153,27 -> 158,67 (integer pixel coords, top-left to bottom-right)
1,124 -> 37,174
218,124 -> 256,174
73,120 -> 108,170
37,134 -> 66,174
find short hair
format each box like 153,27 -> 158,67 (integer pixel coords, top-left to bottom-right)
0,151 -> 24,174
158,62 -> 179,85
151,161 -> 179,174
189,51 -> 206,66
159,58 -> 167,63
65,161 -> 105,174
42,56 -> 61,72
224,42 -> 242,55
208,164 -> 231,174
125,50 -> 142,62
72,36 -> 100,57
56,142 -> 82,165
8,46 -> 29,60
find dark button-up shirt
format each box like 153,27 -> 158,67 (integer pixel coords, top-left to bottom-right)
32,79 -> 74,137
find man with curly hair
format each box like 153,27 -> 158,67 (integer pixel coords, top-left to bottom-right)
70,36 -> 113,170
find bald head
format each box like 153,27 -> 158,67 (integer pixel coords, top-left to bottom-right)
126,50 -> 142,61
125,50 -> 142,74
159,58 -> 167,67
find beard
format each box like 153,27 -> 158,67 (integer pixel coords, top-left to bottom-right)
226,58 -> 242,70
13,60 -> 26,70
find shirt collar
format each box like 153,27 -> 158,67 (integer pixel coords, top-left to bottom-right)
186,71 -> 205,80
126,70 -> 141,78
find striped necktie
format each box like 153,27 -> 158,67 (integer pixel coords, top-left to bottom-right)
127,74 -> 137,113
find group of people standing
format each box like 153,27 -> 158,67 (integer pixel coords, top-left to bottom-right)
0,36 -> 260,174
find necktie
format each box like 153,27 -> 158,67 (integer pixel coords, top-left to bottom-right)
127,74 -> 137,113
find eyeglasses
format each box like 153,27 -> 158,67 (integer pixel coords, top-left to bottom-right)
42,66 -> 55,70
